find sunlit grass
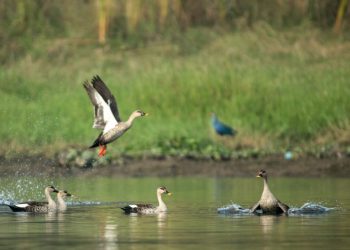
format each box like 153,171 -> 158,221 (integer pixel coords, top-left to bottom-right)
0,27 -> 349,156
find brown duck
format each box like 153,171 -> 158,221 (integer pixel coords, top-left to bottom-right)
121,187 -> 172,214
83,75 -> 148,157
7,186 -> 59,213
251,170 -> 289,215
56,190 -> 72,211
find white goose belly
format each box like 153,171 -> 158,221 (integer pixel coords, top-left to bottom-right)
259,192 -> 280,213
260,197 -> 278,209
103,124 -> 130,142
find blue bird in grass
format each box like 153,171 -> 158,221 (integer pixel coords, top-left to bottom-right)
211,113 -> 236,136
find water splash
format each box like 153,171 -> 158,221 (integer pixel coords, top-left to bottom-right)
0,176 -> 57,206
288,202 -> 335,215
0,191 -> 14,206
66,201 -> 128,207
217,202 -> 335,216
217,203 -> 251,215
66,201 -> 104,206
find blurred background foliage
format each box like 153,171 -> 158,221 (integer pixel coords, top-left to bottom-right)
0,0 -> 349,63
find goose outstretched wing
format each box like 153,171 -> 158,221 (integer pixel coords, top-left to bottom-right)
91,75 -> 121,123
83,76 -> 120,133
250,202 -> 261,213
277,200 -> 289,213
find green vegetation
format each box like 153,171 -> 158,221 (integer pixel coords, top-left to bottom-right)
1,0 -> 349,64
0,1 -> 349,159
1,25 -> 349,159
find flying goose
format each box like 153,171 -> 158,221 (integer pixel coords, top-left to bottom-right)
251,169 -> 289,215
121,186 -> 172,214
56,190 -> 72,211
83,75 -> 148,157
7,186 -> 59,213
211,113 -> 236,136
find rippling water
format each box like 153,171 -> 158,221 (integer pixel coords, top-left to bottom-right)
0,176 -> 349,249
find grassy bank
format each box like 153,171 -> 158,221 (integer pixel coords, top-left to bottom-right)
1,26 -> 350,158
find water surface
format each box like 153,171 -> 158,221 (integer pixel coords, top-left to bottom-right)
0,176 -> 349,249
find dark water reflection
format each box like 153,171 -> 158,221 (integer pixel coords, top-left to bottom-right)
0,176 -> 349,250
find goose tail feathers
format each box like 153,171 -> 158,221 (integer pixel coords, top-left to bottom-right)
89,132 -> 103,148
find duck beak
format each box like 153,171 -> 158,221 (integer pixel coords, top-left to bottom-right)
66,193 -> 72,197
256,174 -> 262,178
53,189 -> 59,193
166,191 -> 172,196
144,112 -> 149,116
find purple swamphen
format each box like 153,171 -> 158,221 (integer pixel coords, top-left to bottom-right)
211,113 -> 236,136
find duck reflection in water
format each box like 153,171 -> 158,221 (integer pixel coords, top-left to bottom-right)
100,216 -> 118,250
259,215 -> 280,234
157,212 -> 168,240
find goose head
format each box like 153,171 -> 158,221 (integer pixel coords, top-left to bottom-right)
157,186 -> 172,196
46,185 -> 59,193
256,169 -> 268,179
132,110 -> 148,118
57,190 -> 72,199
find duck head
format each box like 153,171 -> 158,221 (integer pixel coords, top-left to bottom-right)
256,169 -> 268,179
157,186 -> 172,196
58,190 -> 72,198
133,110 -> 148,118
46,185 -> 59,193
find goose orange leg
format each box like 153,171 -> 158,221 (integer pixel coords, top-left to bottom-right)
98,145 -> 107,157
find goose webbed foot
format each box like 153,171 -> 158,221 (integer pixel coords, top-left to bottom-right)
98,145 -> 107,157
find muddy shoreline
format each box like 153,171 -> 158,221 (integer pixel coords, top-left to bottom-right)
0,154 -> 349,177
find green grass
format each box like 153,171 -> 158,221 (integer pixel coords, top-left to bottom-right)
1,26 -> 350,157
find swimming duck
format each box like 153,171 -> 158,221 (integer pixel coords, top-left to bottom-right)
83,75 -> 148,157
251,170 -> 289,215
56,190 -> 72,211
211,113 -> 236,136
7,186 -> 59,213
121,186 -> 172,214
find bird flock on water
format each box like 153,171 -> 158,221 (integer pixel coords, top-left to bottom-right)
5,75 -> 290,215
